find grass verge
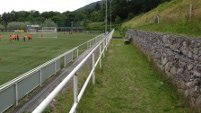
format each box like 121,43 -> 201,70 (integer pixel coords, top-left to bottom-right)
52,39 -> 197,113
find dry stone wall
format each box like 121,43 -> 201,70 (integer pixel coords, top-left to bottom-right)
126,29 -> 201,109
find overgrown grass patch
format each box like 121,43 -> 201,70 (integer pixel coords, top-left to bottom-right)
113,30 -> 122,37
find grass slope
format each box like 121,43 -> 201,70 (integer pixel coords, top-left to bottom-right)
52,39 -> 196,113
0,32 -> 99,86
122,0 -> 201,37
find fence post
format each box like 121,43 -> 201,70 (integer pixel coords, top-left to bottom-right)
15,83 -> 18,106
73,73 -> 78,112
189,4 -> 193,21
155,14 -> 160,24
92,52 -> 95,85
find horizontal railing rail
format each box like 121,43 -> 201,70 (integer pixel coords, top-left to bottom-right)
33,29 -> 114,113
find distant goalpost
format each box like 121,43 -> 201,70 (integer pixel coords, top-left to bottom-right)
39,27 -> 57,38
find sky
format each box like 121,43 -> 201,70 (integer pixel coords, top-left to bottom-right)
0,0 -> 101,15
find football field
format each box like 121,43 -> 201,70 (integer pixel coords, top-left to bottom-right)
0,32 -> 100,86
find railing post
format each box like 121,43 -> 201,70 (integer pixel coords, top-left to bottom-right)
72,51 -> 74,61
106,37 -> 108,52
64,55 -> 66,67
77,48 -> 79,58
103,40 -> 105,58
99,45 -> 102,68
40,69 -> 42,86
73,73 -> 78,112
15,83 -> 18,106
92,52 -> 95,85
54,61 -> 56,74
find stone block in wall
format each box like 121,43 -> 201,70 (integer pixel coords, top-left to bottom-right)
154,52 -> 161,59
193,47 -> 199,55
175,79 -> 188,90
193,70 -> 201,78
186,79 -> 200,88
187,63 -> 194,70
185,88 -> 196,97
195,65 -> 201,72
164,61 -> 173,72
162,35 -> 168,43
162,57 -> 168,66
181,46 -> 189,56
199,48 -> 201,56
170,66 -> 177,75
171,43 -> 181,53
188,51 -> 193,59
177,68 -> 184,75
178,59 -> 186,68
197,56 -> 201,63
166,49 -> 175,56
193,54 -> 199,62
183,39 -> 191,48
183,70 -> 192,82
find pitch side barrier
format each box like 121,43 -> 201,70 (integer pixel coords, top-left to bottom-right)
32,29 -> 114,113
0,33 -> 105,113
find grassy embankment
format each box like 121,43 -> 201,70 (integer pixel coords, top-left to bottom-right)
122,0 -> 201,37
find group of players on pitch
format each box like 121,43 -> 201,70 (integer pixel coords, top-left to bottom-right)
0,34 -> 33,43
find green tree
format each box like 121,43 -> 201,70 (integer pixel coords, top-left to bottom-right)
128,12 -> 134,19
41,19 -> 57,27
0,24 -> 5,31
16,11 -> 30,22
52,14 -> 67,27
94,2 -> 101,11
115,15 -> 121,24
41,11 -> 59,19
7,22 -> 28,30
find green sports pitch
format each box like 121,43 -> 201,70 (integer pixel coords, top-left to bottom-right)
0,32 -> 100,86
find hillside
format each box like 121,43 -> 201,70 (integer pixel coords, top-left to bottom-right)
74,0 -> 104,12
122,0 -> 201,37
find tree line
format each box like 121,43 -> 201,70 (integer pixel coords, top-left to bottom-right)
0,0 -> 170,31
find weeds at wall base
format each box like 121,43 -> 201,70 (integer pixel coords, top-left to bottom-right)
131,41 -> 199,113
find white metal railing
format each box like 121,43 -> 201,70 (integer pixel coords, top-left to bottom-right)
32,29 -> 114,113
0,33 -> 105,113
